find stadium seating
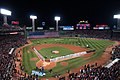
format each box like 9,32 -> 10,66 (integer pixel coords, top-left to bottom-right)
58,44 -> 120,80
0,30 -> 26,80
28,31 -> 59,38
0,26 -> 120,80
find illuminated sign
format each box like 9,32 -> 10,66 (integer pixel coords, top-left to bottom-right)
63,26 -> 74,30
11,21 -> 19,25
77,24 -> 90,29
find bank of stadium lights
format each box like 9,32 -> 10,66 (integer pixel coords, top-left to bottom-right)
30,15 -> 37,32
0,8 -> 12,24
114,14 -> 120,19
114,14 -> 120,29
54,16 -> 60,31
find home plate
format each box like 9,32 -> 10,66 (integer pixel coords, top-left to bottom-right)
43,61 -> 50,66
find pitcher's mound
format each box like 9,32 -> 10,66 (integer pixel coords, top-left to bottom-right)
36,60 -> 56,70
52,50 -> 59,54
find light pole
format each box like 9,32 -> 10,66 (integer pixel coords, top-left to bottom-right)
0,8 -> 11,24
114,14 -> 120,29
54,16 -> 60,31
30,15 -> 37,32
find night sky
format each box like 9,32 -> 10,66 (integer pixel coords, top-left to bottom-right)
0,0 -> 120,28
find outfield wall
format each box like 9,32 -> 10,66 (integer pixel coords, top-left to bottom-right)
27,31 -> 59,38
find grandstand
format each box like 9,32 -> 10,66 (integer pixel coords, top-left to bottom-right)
0,25 -> 120,80
0,26 -> 26,80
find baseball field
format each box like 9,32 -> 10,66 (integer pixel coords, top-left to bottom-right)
22,37 -> 115,78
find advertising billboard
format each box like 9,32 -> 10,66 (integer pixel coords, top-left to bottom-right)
37,27 -> 43,30
11,21 -> 19,25
94,24 -> 110,30
63,26 -> 74,30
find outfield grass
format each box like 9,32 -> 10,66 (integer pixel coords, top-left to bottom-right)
22,45 -> 39,74
22,38 -> 115,77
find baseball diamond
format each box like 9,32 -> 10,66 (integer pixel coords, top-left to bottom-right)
21,37 -> 116,78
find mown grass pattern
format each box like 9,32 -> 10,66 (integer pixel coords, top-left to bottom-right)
22,38 -> 114,77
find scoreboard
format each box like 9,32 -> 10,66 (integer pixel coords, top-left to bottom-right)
76,23 -> 90,29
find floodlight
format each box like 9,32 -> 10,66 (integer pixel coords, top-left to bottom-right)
114,14 -> 120,29
54,16 -> 60,21
54,16 -> 60,31
30,15 -> 37,32
114,14 -> 120,19
30,15 -> 37,19
0,8 -> 11,16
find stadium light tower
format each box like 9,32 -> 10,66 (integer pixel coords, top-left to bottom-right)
30,15 -> 37,32
0,8 -> 12,24
114,14 -> 120,29
54,16 -> 60,31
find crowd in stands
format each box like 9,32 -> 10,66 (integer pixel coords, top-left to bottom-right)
17,74 -> 39,80
59,61 -> 120,80
58,45 -> 120,80
76,30 -> 112,39
0,24 -> 23,32
111,45 -> 120,60
0,26 -> 120,80
28,31 -> 59,38
112,32 -> 120,41
59,29 -> 120,41
59,30 -> 112,39
0,33 -> 26,80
